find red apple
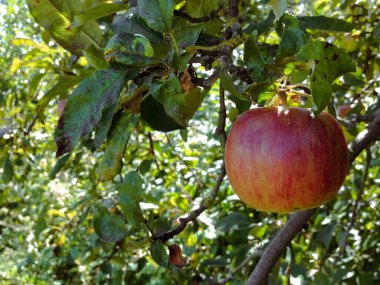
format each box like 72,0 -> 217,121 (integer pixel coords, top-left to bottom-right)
225,107 -> 348,213
337,105 -> 352,118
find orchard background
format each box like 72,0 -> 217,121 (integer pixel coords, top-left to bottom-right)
0,0 -> 379,284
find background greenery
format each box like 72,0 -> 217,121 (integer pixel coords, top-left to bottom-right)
0,0 -> 379,284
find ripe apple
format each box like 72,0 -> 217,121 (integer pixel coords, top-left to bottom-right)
225,107 -> 348,213
337,105 -> 352,118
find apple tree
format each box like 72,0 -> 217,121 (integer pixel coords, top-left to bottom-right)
1,0 -> 379,284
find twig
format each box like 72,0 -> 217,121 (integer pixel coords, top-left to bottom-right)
215,87 -> 227,143
93,240 -> 123,270
229,0 -> 239,17
191,68 -> 221,88
340,148 -> 372,252
147,132 -> 160,171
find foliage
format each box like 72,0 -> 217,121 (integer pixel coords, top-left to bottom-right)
0,0 -> 379,284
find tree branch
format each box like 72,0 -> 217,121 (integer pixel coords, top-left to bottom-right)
246,209 -> 315,285
191,68 -> 221,88
246,108 -> 380,284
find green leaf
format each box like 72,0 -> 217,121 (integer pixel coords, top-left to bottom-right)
54,69 -> 131,157
244,37 -> 279,82
173,24 -> 204,50
138,0 -> 174,33
111,10 -> 162,44
94,103 -> 118,150
72,3 -> 128,27
37,74 -> 87,123
269,0 -> 287,19
83,45 -> 109,70
296,41 -> 356,114
150,240 -> 169,267
93,205 -> 128,243
105,33 -> 158,67
220,71 -> 251,114
29,72 -> 45,97
200,258 -> 228,269
26,0 -> 104,55
150,74 -> 204,127
1,154 -> 14,184
216,213 -> 251,232
244,11 -> 275,36
298,16 -> 356,32
140,95 -> 184,132
184,0 -> 218,18
374,21 -> 380,39
49,153 -> 71,179
315,223 -> 337,248
276,14 -> 308,62
96,113 -> 140,182
118,171 -> 145,227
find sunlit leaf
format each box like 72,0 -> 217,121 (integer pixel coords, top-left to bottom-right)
184,0 -> 218,18
269,0 -> 287,19
26,0 -> 104,55
296,41 -> 355,114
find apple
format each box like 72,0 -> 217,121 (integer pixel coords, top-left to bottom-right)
225,107 -> 348,213
337,105 -> 352,118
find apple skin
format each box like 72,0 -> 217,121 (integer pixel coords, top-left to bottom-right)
225,107 -> 348,213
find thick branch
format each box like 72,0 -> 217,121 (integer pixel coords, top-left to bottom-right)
247,209 -> 315,285
348,109 -> 380,161
246,109 -> 380,285
229,0 -> 239,17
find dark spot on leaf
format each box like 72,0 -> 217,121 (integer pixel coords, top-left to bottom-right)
324,42 -> 333,49
315,59 -> 320,64
323,75 -> 327,79
332,54 -> 338,60
312,76 -> 316,82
